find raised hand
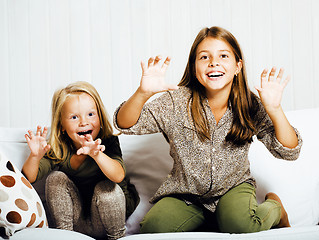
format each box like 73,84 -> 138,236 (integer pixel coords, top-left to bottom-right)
25,126 -> 50,158
139,55 -> 178,96
255,67 -> 290,112
76,134 -> 105,157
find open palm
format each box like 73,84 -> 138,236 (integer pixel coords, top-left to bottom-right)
140,56 -> 178,95
255,67 -> 290,111
25,126 -> 50,158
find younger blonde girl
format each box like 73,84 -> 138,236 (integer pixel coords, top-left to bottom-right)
23,81 -> 139,240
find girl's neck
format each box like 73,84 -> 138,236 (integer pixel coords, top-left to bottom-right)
206,90 -> 230,124
206,89 -> 229,109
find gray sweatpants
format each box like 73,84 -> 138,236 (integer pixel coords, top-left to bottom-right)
45,171 -> 126,240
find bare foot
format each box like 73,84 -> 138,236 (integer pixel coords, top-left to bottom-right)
265,192 -> 291,228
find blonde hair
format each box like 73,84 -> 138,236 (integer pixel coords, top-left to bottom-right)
47,81 -> 113,162
179,26 -> 259,145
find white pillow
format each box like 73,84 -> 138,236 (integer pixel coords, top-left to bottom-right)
250,108 -> 319,226
120,133 -> 172,235
0,152 -> 48,236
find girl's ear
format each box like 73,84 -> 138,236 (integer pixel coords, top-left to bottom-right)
235,60 -> 243,75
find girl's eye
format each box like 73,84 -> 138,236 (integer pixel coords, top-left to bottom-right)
88,112 -> 94,117
220,54 -> 228,58
71,116 -> 77,120
200,55 -> 208,60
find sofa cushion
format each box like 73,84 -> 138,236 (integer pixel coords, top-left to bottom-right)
120,226 -> 319,240
0,152 -> 48,236
249,107 -> 319,226
0,228 -> 95,240
120,133 -> 172,235
0,127 -> 31,170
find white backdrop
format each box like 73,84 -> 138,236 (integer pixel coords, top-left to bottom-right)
0,0 -> 318,128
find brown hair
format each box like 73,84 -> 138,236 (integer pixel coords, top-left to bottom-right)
47,81 -> 113,162
179,26 -> 259,145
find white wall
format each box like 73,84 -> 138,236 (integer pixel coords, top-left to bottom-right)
0,0 -> 318,128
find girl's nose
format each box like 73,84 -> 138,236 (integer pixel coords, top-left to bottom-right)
79,117 -> 88,126
209,60 -> 219,67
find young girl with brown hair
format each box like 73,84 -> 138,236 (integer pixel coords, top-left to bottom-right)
114,26 -> 302,233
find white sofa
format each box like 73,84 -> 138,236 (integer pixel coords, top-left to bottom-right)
1,107 -> 319,240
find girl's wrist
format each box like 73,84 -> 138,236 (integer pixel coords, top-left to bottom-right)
89,149 -> 101,159
29,153 -> 43,161
265,106 -> 286,125
136,87 -> 154,101
265,105 -> 283,116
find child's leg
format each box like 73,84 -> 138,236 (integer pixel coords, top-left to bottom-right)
90,181 -> 126,240
45,171 -> 83,230
140,196 -> 207,233
215,182 -> 282,233
265,192 -> 291,228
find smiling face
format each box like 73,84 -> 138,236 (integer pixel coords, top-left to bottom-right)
195,37 -> 242,98
61,92 -> 101,149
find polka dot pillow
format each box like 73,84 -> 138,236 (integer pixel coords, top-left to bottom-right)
0,152 -> 48,236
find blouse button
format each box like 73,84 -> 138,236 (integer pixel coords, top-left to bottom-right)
212,166 -> 216,171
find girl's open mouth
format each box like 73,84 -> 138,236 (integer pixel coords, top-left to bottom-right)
207,72 -> 225,79
77,130 -> 93,136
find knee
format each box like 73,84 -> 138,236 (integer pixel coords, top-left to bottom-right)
94,181 -> 125,205
140,207 -> 168,233
46,171 -> 69,187
216,205 -> 260,233
140,197 -> 193,233
216,183 -> 258,233
216,199 -> 254,233
45,171 -> 75,201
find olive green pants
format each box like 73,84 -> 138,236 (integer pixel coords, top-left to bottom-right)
140,183 -> 281,233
